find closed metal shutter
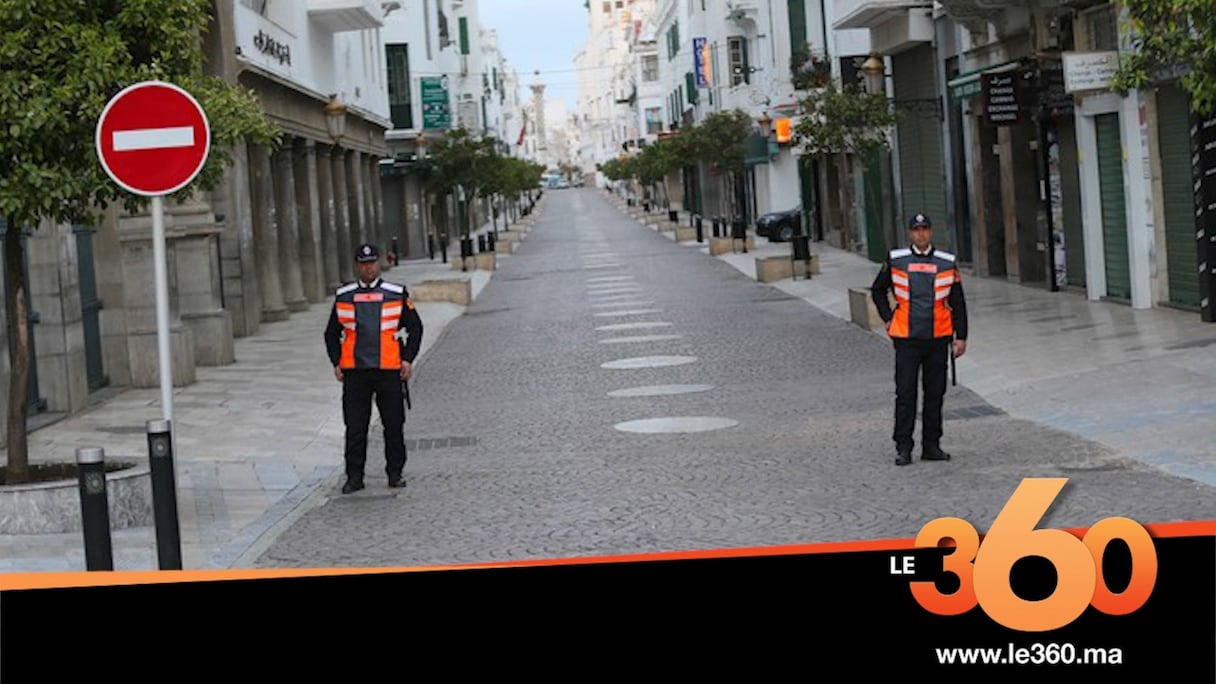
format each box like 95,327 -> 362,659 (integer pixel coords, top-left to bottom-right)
1156,83 -> 1201,307
1058,119 -> 1086,288
892,46 -> 948,251
1095,113 -> 1131,299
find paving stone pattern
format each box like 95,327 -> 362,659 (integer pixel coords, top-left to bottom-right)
252,190 -> 1214,569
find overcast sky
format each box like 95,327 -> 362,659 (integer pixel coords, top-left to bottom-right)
477,0 -> 590,109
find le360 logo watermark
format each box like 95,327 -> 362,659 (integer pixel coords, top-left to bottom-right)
899,477 -> 1158,631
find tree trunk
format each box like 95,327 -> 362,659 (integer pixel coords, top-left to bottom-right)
837,152 -> 855,252
4,221 -> 31,484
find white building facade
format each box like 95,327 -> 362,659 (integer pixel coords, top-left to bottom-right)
0,0 -> 396,445
379,0 -> 525,260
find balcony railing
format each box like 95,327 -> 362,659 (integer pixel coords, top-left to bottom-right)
832,0 -> 934,30
308,0 -> 382,32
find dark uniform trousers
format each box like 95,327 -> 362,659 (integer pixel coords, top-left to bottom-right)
893,337 -> 951,452
343,369 -> 407,480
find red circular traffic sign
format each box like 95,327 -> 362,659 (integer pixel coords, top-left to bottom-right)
95,81 -> 210,197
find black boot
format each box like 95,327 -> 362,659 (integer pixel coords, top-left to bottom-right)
341,475 -> 365,494
894,446 -> 913,466
922,444 -> 951,462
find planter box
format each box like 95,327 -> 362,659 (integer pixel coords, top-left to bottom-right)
448,253 -> 496,271
709,236 -> 755,255
675,226 -> 698,242
411,278 -> 473,306
849,286 -> 888,332
0,463 -> 153,535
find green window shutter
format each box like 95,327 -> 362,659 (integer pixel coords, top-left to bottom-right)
686,72 -> 698,104
386,44 -> 412,129
459,17 -> 469,55
788,0 -> 807,53
742,37 -> 750,83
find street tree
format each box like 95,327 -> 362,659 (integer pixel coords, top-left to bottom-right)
689,109 -> 752,225
424,128 -> 498,245
1111,0 -> 1216,115
0,0 -> 279,484
793,78 -> 898,252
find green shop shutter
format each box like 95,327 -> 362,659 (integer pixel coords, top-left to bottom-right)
1058,118 -> 1086,288
892,46 -> 948,251
1095,112 -> 1131,299
1156,83 -> 1201,307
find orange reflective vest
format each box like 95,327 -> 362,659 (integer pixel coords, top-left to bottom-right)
324,278 -> 423,370
870,247 -> 968,341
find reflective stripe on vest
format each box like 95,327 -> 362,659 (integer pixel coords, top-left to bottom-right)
887,250 -> 959,339
336,282 -> 406,369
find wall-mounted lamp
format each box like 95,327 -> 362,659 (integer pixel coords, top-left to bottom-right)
861,52 -> 885,95
325,94 -> 348,143
757,112 -> 773,139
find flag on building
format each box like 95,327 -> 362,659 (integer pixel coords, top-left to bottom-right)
517,111 -> 527,146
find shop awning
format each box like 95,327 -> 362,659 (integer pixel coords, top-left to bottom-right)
743,132 -> 773,166
948,59 -> 1025,101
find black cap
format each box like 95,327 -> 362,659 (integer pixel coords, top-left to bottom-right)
908,213 -> 932,229
355,243 -> 378,262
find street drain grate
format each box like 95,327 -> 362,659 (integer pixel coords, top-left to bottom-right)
1056,461 -> 1129,473
943,405 -> 1005,421
407,436 -> 479,450
465,307 -> 512,317
94,425 -> 150,434
331,494 -> 397,503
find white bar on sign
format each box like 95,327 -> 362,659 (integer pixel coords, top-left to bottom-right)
112,126 -> 195,151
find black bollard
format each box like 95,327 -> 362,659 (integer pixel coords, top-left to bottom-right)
712,217 -> 721,238
791,234 -> 812,280
477,234 -> 487,253
487,231 -> 496,253
147,419 -> 183,570
460,237 -> 475,272
732,219 -> 748,253
695,215 -> 704,243
76,446 -> 114,571
668,209 -> 678,223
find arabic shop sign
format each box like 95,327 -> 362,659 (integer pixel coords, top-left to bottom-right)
253,29 -> 291,66
1062,51 -> 1120,93
982,72 -> 1021,126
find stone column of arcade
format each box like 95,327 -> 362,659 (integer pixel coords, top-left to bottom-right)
332,147 -> 354,283
293,138 -> 325,303
316,143 -> 341,292
249,142 -> 288,322
272,141 -> 308,313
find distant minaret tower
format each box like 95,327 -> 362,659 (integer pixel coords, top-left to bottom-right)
530,82 -> 547,150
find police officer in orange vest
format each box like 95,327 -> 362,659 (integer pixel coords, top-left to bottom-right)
870,213 -> 968,466
324,243 -> 424,493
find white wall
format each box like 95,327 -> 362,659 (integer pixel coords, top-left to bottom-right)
233,0 -> 388,119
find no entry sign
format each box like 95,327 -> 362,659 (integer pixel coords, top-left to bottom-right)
95,81 -> 210,196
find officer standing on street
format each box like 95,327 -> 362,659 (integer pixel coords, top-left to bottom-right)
324,243 -> 424,493
870,213 -> 968,467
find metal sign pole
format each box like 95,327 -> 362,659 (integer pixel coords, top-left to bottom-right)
151,194 -> 173,424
